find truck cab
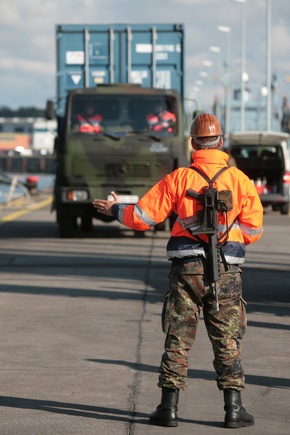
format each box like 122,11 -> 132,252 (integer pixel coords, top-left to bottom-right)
49,84 -> 189,237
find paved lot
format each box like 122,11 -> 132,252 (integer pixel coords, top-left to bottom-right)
0,194 -> 289,434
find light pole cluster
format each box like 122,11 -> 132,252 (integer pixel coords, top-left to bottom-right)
192,0 -> 272,133
232,0 -> 247,131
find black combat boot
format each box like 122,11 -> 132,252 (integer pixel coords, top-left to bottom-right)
149,387 -> 179,427
223,389 -> 255,428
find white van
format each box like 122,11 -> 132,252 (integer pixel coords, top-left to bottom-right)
229,131 -> 290,215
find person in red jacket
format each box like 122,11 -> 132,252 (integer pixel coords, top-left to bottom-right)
146,101 -> 176,133
93,113 -> 264,429
76,103 -> 103,134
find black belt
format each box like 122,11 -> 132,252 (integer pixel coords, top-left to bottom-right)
171,256 -> 203,265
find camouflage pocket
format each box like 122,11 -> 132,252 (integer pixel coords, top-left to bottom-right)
238,297 -> 247,339
161,291 -> 172,334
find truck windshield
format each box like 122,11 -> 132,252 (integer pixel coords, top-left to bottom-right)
69,94 -> 178,136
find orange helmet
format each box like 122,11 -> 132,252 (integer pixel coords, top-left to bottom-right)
190,113 -> 223,137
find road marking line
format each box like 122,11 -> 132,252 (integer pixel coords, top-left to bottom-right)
0,196 -> 53,222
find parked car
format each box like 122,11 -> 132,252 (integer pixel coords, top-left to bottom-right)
228,131 -> 290,215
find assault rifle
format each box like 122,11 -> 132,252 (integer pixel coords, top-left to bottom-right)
181,167 -> 232,312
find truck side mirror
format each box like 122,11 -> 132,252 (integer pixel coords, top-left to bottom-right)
45,100 -> 55,120
54,136 -> 60,154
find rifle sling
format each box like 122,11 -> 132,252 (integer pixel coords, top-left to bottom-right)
188,166 -> 231,272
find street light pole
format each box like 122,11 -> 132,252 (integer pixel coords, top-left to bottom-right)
218,25 -> 231,137
266,0 -> 272,130
209,46 -> 222,120
202,60 -> 213,111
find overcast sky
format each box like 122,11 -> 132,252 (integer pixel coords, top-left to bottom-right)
1,0 -> 289,112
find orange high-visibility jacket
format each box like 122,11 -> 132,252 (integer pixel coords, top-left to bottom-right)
146,111 -> 176,133
113,149 -> 264,264
77,114 -> 103,134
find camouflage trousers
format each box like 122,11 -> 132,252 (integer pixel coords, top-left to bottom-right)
158,260 -> 247,391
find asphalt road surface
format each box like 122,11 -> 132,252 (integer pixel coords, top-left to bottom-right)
0,192 -> 289,434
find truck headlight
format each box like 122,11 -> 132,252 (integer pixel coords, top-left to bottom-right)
67,190 -> 89,201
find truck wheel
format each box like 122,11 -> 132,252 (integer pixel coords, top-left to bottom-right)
280,203 -> 289,215
81,216 -> 93,233
59,215 -> 77,238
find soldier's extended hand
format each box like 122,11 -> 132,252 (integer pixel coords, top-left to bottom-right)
92,191 -> 120,216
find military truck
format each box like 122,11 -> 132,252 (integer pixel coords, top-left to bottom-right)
46,24 -> 190,237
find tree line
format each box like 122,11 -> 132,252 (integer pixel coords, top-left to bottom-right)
0,106 -> 44,117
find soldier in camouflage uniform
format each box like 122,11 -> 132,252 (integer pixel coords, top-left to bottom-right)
93,113 -> 264,429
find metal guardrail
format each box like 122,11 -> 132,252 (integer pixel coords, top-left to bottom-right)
0,172 -> 31,205
0,155 -> 56,174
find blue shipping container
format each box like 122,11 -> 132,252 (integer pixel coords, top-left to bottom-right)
56,24 -> 184,116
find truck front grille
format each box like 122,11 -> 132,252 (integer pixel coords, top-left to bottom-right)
71,154 -> 172,180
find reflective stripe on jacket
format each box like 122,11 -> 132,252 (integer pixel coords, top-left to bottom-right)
114,149 -> 264,264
